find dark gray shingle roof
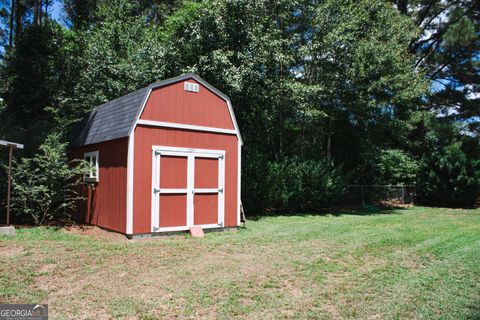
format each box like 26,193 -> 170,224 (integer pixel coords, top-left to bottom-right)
69,86 -> 149,148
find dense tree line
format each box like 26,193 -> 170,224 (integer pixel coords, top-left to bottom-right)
0,0 -> 478,223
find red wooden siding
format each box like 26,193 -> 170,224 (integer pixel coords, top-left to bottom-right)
159,194 -> 187,227
195,157 -> 218,188
140,79 -> 235,130
194,194 -> 218,225
133,126 -> 238,234
194,157 -> 220,225
160,156 -> 188,188
73,138 -> 128,234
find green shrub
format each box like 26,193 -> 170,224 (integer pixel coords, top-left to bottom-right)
241,151 -> 271,214
265,158 -> 348,212
416,141 -> 480,207
11,132 -> 88,225
374,149 -> 419,185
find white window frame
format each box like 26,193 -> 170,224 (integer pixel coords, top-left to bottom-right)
84,151 -> 99,182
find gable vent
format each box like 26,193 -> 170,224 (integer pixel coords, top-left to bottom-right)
184,82 -> 200,93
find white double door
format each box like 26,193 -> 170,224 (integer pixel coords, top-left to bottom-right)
151,146 -> 225,232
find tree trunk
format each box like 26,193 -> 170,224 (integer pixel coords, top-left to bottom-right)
34,0 -> 39,26
300,119 -> 305,159
44,0 -> 49,22
8,0 -> 14,47
279,107 -> 283,156
14,0 -> 24,40
34,0 -> 43,26
39,0 -> 43,25
397,0 -> 408,15
326,117 -> 334,161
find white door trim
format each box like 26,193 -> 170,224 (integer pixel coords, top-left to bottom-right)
186,154 -> 195,228
151,146 -> 226,232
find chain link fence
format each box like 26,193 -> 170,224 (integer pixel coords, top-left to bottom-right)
343,185 -> 415,207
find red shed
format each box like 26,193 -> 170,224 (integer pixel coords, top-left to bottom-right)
70,74 -> 242,238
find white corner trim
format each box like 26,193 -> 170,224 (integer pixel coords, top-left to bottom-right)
237,143 -> 242,226
126,132 -> 135,235
126,87 -> 152,235
137,119 -> 237,135
225,98 -> 243,146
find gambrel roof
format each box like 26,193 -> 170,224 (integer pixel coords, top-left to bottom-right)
70,74 -> 242,148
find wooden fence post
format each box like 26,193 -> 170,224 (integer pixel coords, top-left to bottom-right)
6,145 -> 13,226
361,185 -> 365,207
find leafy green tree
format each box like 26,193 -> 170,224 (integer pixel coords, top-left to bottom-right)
302,0 -> 428,178
415,116 -> 480,207
0,22 -> 76,154
417,141 -> 480,207
64,0 -> 97,29
159,0 -> 429,211
374,149 -> 419,185
11,132 -> 88,225
161,0 -> 302,152
72,0 -> 167,120
394,0 -> 480,131
2,0 -> 476,217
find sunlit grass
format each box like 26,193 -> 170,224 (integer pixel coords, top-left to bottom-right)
0,206 -> 479,319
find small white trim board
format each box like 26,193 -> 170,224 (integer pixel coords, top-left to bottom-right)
151,146 -> 226,233
137,119 -> 237,135
0,140 -> 24,149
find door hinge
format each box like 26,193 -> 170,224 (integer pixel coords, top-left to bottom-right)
153,188 -> 160,194
219,154 -> 224,159
154,150 -> 161,156
218,188 -> 224,193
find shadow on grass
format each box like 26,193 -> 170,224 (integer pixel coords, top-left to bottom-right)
246,205 -> 408,221
468,302 -> 480,320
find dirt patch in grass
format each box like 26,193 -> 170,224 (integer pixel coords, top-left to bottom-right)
63,225 -> 127,240
0,244 -> 24,257
26,236 -> 325,318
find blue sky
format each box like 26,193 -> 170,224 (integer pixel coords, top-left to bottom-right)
0,0 -> 66,54
0,0 -> 65,22
50,1 -> 67,23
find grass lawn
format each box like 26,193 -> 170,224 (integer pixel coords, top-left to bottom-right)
1,206 -> 479,319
